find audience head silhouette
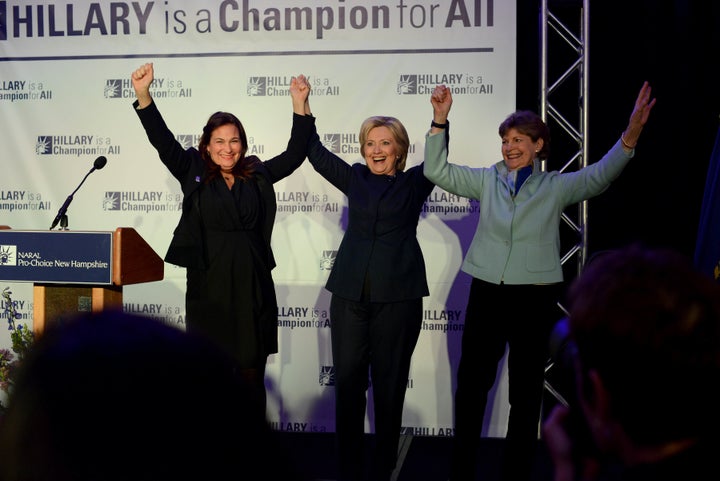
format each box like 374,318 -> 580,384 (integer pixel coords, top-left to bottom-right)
543,244 -> 720,481
0,310 -> 295,481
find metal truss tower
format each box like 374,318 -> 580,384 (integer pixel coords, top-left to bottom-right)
539,0 -> 591,412
540,0 -> 590,280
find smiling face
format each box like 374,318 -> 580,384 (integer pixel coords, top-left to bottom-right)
501,127 -> 543,171
363,126 -> 400,176
207,124 -> 242,172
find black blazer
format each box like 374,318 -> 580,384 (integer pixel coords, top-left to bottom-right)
134,100 -> 315,270
307,130 -> 435,303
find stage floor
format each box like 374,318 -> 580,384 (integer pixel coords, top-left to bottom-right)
271,432 -> 554,481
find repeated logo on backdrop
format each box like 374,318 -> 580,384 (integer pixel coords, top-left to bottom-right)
423,308 -> 464,334
322,132 -> 359,155
247,76 -> 291,97
276,189 -> 340,216
0,191 -> 51,214
270,420 -> 330,433
103,77 -> 192,100
423,190 -> 479,218
102,191 -> 182,214
319,365 -> 335,386
0,79 -> 53,102
396,73 -> 493,95
320,250 -> 337,270
246,75 -> 340,97
123,301 -> 186,327
35,134 -> 119,157
317,366 -> 415,391
0,295 -> 32,323
277,304 -> 330,330
401,425 -> 455,436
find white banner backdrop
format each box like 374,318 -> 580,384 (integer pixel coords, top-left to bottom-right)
0,0 -> 516,437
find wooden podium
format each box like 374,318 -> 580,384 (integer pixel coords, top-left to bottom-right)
0,227 -> 164,333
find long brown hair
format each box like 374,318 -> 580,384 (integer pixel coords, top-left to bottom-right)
199,111 -> 255,181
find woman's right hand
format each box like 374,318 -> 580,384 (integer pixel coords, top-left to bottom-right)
131,62 -> 154,109
431,84 -> 453,126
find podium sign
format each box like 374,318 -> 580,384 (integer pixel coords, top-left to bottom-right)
0,227 -> 163,333
0,230 -> 112,284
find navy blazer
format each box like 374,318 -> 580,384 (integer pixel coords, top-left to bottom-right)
134,100 -> 315,270
307,130 -> 435,303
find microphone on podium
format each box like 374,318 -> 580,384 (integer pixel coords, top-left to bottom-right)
49,156 -> 108,230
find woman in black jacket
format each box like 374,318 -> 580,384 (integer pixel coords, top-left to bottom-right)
131,63 -> 314,415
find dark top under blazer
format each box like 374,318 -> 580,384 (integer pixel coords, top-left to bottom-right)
307,129 -> 435,303
133,100 -> 315,270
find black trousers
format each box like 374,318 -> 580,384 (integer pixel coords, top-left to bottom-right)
330,295 -> 423,481
450,278 -> 562,481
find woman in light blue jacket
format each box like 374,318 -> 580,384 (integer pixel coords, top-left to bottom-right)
424,82 -> 656,481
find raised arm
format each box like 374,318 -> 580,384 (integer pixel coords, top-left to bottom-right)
619,81 -> 656,152
423,84 -> 485,198
262,74 -> 316,182
290,74 -> 311,116
430,84 -> 453,133
131,62 -> 154,109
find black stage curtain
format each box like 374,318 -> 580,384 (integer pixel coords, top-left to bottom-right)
516,0 -> 720,259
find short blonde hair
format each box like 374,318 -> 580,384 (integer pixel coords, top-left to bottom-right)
358,116 -> 410,172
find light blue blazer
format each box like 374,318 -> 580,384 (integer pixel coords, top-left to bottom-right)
423,130 -> 633,285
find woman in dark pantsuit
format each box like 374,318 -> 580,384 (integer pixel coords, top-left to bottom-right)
300,88 -> 442,481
